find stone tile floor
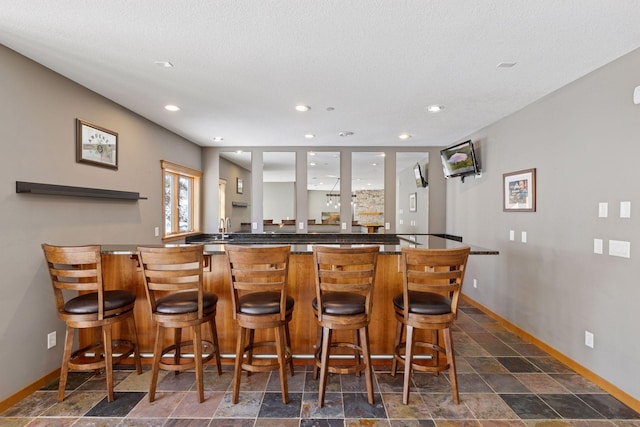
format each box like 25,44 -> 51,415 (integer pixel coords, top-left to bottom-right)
2,304 -> 639,426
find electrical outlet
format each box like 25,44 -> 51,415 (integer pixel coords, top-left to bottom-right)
585,330 -> 594,348
473,279 -> 478,289
47,331 -> 56,349
154,226 -> 160,237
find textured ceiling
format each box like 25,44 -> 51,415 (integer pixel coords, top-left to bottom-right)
2,1 -> 640,150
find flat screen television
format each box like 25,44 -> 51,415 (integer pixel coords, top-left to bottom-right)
440,140 -> 479,179
413,163 -> 427,187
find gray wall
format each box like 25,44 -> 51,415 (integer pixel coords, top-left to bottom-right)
396,155 -> 430,234
0,45 -> 202,401
448,47 -> 640,400
263,182 -> 295,222
219,157 -> 252,231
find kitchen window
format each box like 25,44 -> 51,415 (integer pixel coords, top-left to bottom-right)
161,160 -> 201,240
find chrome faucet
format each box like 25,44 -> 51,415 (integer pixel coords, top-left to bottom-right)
219,217 -> 231,239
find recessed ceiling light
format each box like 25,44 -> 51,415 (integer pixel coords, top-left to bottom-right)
497,62 -> 517,68
309,162 -> 317,166
338,131 -> 354,137
426,105 -> 444,113
304,133 -> 315,139
212,136 -> 224,142
398,133 -> 412,140
371,163 -> 377,166
295,105 -> 311,112
164,104 -> 180,112
154,60 -> 173,68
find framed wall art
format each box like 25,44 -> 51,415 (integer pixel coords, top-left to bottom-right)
76,119 -> 118,169
409,192 -> 417,212
236,177 -> 244,194
503,168 -> 536,212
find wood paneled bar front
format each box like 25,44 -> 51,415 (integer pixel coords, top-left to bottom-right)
94,234 -> 497,363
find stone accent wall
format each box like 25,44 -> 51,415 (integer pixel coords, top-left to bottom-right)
354,189 -> 384,225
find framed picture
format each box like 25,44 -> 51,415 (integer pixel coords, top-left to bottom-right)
76,119 -> 118,169
409,192 -> 417,212
236,177 -> 244,194
503,168 -> 536,212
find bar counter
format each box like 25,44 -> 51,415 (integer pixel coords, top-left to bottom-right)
96,234 -> 497,362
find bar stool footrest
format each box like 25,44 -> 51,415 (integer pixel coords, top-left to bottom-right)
393,341 -> 450,374
158,340 -> 215,372
314,341 -> 367,376
68,339 -> 136,371
241,340 -> 292,373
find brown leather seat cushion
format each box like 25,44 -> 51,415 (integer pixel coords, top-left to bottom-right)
312,292 -> 365,315
156,291 -> 218,315
393,291 -> 452,315
64,290 -> 136,315
239,292 -> 295,315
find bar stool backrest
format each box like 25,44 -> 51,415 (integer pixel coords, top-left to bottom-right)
313,245 -> 379,323
42,244 -> 107,320
137,245 -> 205,319
225,245 -> 291,322
401,246 -> 470,321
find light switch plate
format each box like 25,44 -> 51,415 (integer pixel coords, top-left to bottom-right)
598,202 -> 608,218
620,201 -> 631,218
521,231 -> 527,243
593,238 -> 603,254
634,85 -> 640,105
509,230 -> 515,241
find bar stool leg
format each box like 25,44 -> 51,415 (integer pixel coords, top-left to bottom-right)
232,326 -> 247,404
313,325 -> 322,379
128,315 -> 143,374
444,327 -> 459,404
193,324 -> 204,403
246,329 -> 254,377
284,322 -> 295,376
318,326 -> 332,408
103,325 -> 114,402
352,330 -> 361,377
402,325 -> 415,405
209,318 -> 222,375
359,326 -> 374,404
174,328 -> 182,374
58,326 -> 74,402
391,320 -> 403,376
275,325 -> 289,404
149,324 -> 164,402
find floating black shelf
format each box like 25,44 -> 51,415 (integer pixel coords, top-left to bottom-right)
16,181 -> 147,200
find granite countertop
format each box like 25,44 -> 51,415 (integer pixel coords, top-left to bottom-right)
101,233 -> 498,255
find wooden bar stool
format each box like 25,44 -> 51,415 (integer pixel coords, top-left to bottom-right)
225,245 -> 294,404
391,246 -> 470,404
312,245 -> 379,408
137,245 -> 222,403
41,244 -> 142,402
